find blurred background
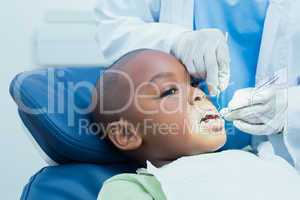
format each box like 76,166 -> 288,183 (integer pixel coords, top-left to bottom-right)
0,0 -> 96,199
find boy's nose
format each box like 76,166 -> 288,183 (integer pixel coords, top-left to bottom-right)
188,87 -> 205,105
194,96 -> 202,101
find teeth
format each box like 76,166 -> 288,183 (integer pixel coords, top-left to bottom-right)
200,113 -> 220,123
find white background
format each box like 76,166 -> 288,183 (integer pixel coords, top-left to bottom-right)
0,0 -> 96,199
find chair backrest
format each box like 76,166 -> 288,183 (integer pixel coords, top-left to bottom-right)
10,67 -> 130,164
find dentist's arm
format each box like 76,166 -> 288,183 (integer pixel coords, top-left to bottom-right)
95,0 -> 231,95
284,86 -> 300,170
95,0 -> 188,65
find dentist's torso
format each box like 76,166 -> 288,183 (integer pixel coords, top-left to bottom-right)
160,0 -> 269,149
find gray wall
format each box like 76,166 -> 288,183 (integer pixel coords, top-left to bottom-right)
0,0 -> 96,199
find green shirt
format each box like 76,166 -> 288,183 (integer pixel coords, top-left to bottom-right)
98,169 -> 166,200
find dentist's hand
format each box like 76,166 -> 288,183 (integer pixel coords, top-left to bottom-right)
220,87 -> 287,135
171,29 -> 230,96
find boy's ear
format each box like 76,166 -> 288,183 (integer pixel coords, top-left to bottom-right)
106,119 -> 142,151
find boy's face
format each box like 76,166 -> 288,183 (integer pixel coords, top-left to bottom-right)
96,51 -> 226,164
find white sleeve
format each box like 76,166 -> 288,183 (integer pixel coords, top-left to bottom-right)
94,0 -> 190,65
284,86 -> 300,172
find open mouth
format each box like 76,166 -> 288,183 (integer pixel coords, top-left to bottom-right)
200,113 -> 220,123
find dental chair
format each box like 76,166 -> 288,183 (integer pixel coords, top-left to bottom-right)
10,67 -> 141,200
10,1 -> 269,199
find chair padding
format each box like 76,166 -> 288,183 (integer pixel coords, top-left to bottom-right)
10,67 -> 129,164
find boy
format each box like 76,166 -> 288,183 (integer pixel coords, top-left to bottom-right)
92,49 -> 300,200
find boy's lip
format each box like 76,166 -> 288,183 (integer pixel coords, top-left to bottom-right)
198,112 -> 224,132
200,113 -> 220,123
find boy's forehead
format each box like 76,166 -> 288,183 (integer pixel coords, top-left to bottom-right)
121,52 -> 187,85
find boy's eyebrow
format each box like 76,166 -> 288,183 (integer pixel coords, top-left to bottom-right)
149,72 -> 175,83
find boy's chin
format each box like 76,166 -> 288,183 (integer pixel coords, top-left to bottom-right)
193,128 -> 227,152
209,130 -> 227,151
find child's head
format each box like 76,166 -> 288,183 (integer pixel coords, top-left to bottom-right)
92,49 -> 226,166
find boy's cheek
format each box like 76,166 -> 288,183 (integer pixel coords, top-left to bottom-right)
159,97 -> 186,114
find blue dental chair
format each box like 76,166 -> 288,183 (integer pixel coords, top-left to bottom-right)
10,67 -> 141,200
10,1 -> 269,199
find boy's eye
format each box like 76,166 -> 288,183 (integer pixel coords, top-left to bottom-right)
160,88 -> 178,98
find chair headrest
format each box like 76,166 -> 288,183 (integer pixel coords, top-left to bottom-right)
10,67 -> 130,164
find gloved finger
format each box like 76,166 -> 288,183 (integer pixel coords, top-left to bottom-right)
233,120 -> 268,135
227,87 -> 275,111
233,112 -> 285,135
181,41 -> 204,79
184,59 -> 199,78
204,46 -> 219,96
222,101 -> 274,123
216,42 -> 230,91
192,45 -> 206,79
